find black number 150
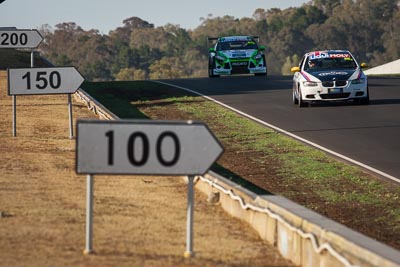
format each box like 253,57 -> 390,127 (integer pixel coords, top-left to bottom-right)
105,130 -> 181,167
22,71 -> 61,90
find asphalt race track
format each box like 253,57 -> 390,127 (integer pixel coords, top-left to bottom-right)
160,75 -> 400,182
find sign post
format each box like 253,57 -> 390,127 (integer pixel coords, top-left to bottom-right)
185,175 -> 195,258
76,119 -> 224,256
7,67 -> 84,137
0,28 -> 44,136
84,174 -> 94,255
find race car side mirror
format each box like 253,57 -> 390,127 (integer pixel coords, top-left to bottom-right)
291,66 -> 300,73
259,45 -> 265,51
360,63 -> 368,68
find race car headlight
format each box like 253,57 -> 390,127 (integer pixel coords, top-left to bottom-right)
216,55 -> 226,61
253,53 -> 262,60
303,81 -> 318,87
351,78 -> 366,84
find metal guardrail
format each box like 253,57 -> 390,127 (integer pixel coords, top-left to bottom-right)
74,89 -> 118,121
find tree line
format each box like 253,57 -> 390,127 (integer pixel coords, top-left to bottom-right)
37,0 -> 400,81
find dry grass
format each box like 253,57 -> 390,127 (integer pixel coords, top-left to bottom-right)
0,72 -> 293,267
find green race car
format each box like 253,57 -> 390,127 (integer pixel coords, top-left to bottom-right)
208,36 -> 267,78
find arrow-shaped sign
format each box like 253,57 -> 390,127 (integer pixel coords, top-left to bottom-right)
8,67 -> 84,95
0,29 -> 43,48
76,120 -> 224,175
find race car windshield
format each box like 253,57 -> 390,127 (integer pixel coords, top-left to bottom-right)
305,56 -> 357,71
217,41 -> 258,51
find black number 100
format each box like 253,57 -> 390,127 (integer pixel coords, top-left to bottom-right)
105,130 -> 180,167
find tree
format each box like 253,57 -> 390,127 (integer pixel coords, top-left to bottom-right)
311,0 -> 342,16
163,24 -> 193,57
281,54 -> 300,75
37,1 -> 400,80
115,68 -> 147,81
149,57 -> 187,79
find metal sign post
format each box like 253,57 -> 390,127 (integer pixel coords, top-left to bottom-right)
7,67 -> 84,138
2,29 -> 41,133
12,95 -> 16,137
30,49 -> 35,66
1,28 -> 44,136
76,119 -> 224,256
184,175 -> 195,258
68,94 -> 74,139
84,174 -> 94,255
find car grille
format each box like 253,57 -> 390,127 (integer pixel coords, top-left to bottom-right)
322,81 -> 334,87
231,64 -> 249,74
320,93 -> 351,99
335,80 -> 347,86
322,81 -> 348,87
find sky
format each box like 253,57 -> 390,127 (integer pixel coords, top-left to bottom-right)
0,0 -> 308,34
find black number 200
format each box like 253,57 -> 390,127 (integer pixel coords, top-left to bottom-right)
0,32 -> 28,46
105,130 -> 180,167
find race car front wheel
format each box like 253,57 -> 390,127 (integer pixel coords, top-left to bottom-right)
254,55 -> 267,76
297,87 -> 307,107
208,57 -> 220,78
360,86 -> 370,105
292,87 -> 298,105
353,87 -> 370,105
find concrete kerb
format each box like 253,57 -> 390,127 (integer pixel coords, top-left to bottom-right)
74,88 -> 400,267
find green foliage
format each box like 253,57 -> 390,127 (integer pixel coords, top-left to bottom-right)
36,1 -> 400,80
115,68 -> 147,81
281,54 -> 300,75
149,57 -> 187,79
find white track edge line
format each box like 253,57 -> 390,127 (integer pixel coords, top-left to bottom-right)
154,80 -> 400,184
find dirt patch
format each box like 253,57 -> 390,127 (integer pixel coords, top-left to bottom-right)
0,71 -> 293,266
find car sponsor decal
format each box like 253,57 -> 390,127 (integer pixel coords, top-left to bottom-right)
310,51 -> 352,59
232,61 -> 248,66
318,71 -> 349,76
232,52 -> 247,57
329,53 -> 351,58
356,70 -> 362,79
306,70 -> 356,82
310,51 -> 329,60
220,36 -> 251,42
301,71 -> 312,81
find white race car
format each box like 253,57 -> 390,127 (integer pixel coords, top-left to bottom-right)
291,50 -> 369,107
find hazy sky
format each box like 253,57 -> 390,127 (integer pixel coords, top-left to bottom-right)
0,0 -> 309,33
